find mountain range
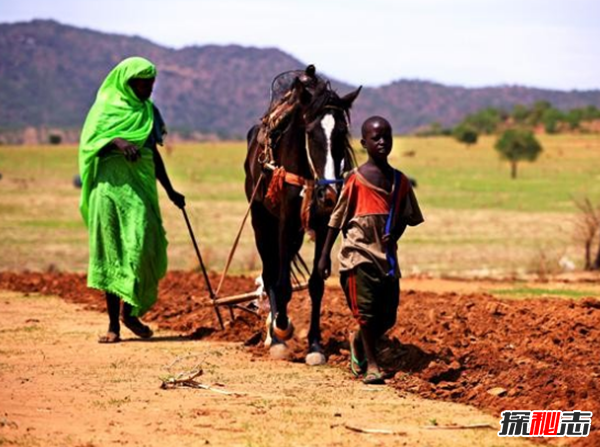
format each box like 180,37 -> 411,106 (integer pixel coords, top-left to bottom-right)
2,20 -> 600,139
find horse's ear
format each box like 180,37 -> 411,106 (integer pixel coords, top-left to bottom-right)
341,86 -> 362,109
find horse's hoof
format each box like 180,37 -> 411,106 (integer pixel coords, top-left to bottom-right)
305,351 -> 326,366
269,342 -> 290,361
272,318 -> 294,341
264,313 -> 273,347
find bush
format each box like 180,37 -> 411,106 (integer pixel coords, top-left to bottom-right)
453,124 -> 479,146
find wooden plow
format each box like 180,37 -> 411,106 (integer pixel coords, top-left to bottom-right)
210,255 -> 311,329
181,180 -> 311,330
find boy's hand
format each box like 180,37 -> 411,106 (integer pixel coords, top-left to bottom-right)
113,138 -> 140,162
317,255 -> 331,279
168,190 -> 186,209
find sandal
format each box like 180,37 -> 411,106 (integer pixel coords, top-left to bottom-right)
349,331 -> 367,377
363,371 -> 385,385
122,317 -> 153,339
98,332 -> 121,344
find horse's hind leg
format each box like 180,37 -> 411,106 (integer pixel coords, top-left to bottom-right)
305,224 -> 327,366
250,202 -> 279,316
249,202 -> 292,359
271,192 -> 304,335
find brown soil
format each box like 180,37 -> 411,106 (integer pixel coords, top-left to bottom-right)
1,271 -> 599,446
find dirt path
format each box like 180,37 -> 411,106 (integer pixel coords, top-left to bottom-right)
2,271 -> 599,446
0,290 -> 528,447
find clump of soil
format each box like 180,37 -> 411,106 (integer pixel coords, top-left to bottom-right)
1,271 -> 598,446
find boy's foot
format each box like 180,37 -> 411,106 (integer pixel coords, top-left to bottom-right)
349,331 -> 367,377
122,317 -> 153,339
363,370 -> 385,385
98,331 -> 121,344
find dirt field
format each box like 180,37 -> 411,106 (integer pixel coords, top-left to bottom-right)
1,271 -> 599,446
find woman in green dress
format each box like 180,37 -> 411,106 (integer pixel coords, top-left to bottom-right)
79,57 -> 185,343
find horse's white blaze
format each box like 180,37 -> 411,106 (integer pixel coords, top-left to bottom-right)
321,114 -> 336,180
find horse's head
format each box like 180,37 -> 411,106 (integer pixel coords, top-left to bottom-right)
290,74 -> 361,215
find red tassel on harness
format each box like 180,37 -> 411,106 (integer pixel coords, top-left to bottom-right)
265,167 -> 286,205
265,167 -> 315,236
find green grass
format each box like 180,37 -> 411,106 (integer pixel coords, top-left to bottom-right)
0,134 -> 599,275
391,134 -> 600,212
492,287 -> 597,299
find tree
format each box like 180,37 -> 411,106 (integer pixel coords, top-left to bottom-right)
453,124 -> 479,147
526,101 -> 552,127
463,107 -> 504,134
541,108 -> 563,134
512,104 -> 529,124
565,109 -> 583,130
574,197 -> 600,270
494,129 -> 543,179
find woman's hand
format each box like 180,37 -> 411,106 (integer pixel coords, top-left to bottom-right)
168,189 -> 186,209
113,138 -> 140,162
317,255 -> 331,279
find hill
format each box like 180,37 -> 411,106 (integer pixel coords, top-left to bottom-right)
2,20 -> 600,139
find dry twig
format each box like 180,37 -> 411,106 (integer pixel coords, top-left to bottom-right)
332,423 -> 406,435
424,423 -> 495,430
159,354 -> 245,396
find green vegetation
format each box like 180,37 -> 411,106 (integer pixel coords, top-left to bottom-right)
449,102 -> 600,137
1,134 -> 599,275
494,129 -> 543,179
461,107 -> 506,134
492,287 -> 596,299
453,124 -> 478,147
393,134 -> 600,211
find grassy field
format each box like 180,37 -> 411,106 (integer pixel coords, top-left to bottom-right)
1,134 -> 599,276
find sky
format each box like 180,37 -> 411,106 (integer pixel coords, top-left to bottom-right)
2,0 -> 599,90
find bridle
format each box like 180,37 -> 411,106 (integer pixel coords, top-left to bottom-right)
260,103 -> 350,232
304,104 -> 350,187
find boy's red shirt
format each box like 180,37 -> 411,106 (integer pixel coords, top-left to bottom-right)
328,169 -> 424,278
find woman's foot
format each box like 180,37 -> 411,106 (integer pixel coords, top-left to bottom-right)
363,369 -> 385,385
122,317 -> 153,339
98,331 -> 121,344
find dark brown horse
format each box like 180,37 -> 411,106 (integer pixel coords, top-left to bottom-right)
244,66 -> 361,364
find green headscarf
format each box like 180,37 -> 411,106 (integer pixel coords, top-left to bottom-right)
79,56 -> 157,225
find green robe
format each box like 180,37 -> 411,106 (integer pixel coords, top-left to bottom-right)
79,57 -> 167,316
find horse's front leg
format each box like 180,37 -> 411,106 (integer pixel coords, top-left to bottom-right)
306,222 -> 327,366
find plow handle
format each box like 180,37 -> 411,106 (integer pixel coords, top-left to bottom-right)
182,207 -> 216,300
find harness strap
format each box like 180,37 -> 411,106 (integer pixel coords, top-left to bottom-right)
317,178 -> 344,186
385,170 -> 410,277
284,171 -> 305,187
385,171 -> 401,277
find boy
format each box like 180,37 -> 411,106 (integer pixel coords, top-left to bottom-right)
318,116 -> 423,384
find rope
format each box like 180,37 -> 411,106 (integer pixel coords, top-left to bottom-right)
300,180 -> 315,235
304,132 -> 319,181
214,172 -> 264,297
